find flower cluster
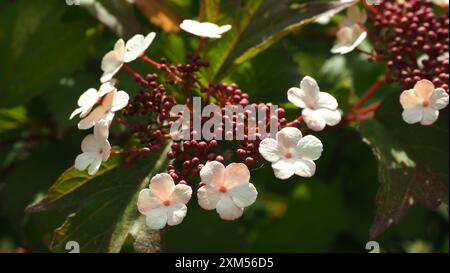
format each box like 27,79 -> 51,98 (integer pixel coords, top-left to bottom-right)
68,18 -> 343,229
330,1 -> 449,126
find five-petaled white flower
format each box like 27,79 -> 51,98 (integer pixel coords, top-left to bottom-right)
331,24 -> 367,55
77,86 -> 129,130
137,173 -> 192,230
75,120 -> 111,175
288,76 -> 341,131
400,79 -> 449,125
124,32 -> 156,63
331,5 -> 367,55
101,33 -> 157,83
259,127 -> 323,180
180,19 -> 231,38
197,161 -> 257,221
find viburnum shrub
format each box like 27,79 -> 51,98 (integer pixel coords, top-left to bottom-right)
64,0 -> 449,233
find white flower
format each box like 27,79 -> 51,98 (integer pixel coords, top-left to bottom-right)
180,19 -> 231,38
198,161 -> 257,221
69,81 -> 116,120
331,5 -> 367,55
287,76 -> 341,131
77,87 -> 129,130
74,120 -> 111,175
137,173 -> 192,230
124,32 -> 156,63
331,24 -> 367,55
259,127 -> 323,180
101,39 -> 125,83
400,79 -> 449,126
340,5 -> 367,27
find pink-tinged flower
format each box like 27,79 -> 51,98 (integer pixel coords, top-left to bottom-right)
288,76 -> 341,131
69,81 -> 116,120
259,127 -> 323,180
331,24 -> 367,55
198,161 -> 257,221
331,5 -> 367,55
77,87 -> 129,130
180,20 -> 231,38
101,39 -> 126,83
75,120 -> 111,175
137,173 -> 192,230
400,79 -> 449,125
124,32 -> 156,63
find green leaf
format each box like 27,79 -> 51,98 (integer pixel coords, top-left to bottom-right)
0,0 -> 98,107
28,145 -> 170,252
358,90 -> 449,239
201,0 -> 356,81
26,156 -> 122,213
0,106 -> 27,133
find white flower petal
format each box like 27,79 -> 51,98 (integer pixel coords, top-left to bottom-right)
98,81 -> 116,97
300,76 -> 320,102
137,188 -> 163,214
414,79 -> 435,101
77,88 -> 99,107
170,184 -> 192,204
402,106 -> 424,124
315,108 -> 342,126
101,141 -> 111,162
302,108 -> 327,131
78,105 -> 108,130
70,108 -> 84,120
216,195 -> 244,221
421,108 -> 439,126
197,185 -> 221,210
316,92 -> 338,110
74,152 -> 97,172
124,32 -> 156,63
287,87 -> 307,108
200,161 -> 225,188
87,155 -> 102,175
296,135 -> 323,161
180,19 -> 231,38
271,159 -> 295,180
430,88 -> 449,110
101,39 -> 125,83
294,159 -> 316,177
228,183 -> 257,208
400,89 -> 421,109
145,207 -> 168,230
224,163 -> 250,189
331,26 -> 367,55
110,91 -> 130,112
149,173 -> 175,201
258,138 -> 281,163
81,134 -> 101,153
94,120 -> 109,141
276,127 -> 303,149
166,203 -> 188,226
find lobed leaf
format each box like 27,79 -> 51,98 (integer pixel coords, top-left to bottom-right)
358,90 -> 449,238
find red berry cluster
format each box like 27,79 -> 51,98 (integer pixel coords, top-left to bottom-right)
369,0 -> 449,91
119,52 -> 289,185
122,73 -> 175,154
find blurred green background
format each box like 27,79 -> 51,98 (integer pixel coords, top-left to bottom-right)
0,0 -> 448,253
